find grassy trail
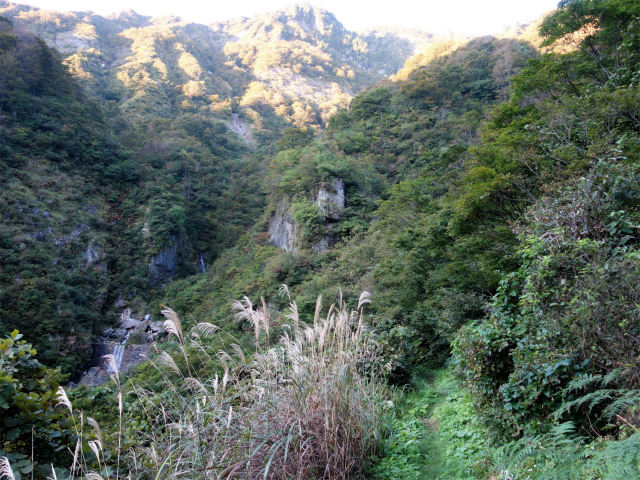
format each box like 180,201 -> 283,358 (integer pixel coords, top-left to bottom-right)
372,369 -> 494,480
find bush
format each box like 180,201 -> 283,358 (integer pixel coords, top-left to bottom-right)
292,201 -> 325,245
454,158 -> 640,435
0,330 -> 73,477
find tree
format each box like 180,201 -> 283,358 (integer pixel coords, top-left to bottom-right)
1,331 -> 73,474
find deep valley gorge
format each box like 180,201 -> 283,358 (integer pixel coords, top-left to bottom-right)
1,0 -> 640,478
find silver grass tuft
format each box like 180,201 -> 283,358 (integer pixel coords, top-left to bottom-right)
55,386 -> 72,413
0,457 -> 15,480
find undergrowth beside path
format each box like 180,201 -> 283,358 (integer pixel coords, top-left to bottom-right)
372,369 -> 493,480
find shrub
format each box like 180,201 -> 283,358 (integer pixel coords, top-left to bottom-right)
454,158 -> 640,435
0,330 -> 73,478
292,201 -> 326,245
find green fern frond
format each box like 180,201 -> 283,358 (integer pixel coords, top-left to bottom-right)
553,389 -> 617,419
495,426 -> 640,480
603,391 -> 640,421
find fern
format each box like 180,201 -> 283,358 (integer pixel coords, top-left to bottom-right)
497,369 -> 640,480
603,391 -> 640,421
496,425 -> 640,479
554,370 -> 637,418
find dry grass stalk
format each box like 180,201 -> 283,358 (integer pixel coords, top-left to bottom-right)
87,417 -> 103,445
129,288 -> 389,479
157,350 -> 181,376
161,306 -> 184,344
55,386 -> 72,413
102,354 -> 120,387
194,322 -> 219,337
46,464 -> 57,480
0,457 -> 15,480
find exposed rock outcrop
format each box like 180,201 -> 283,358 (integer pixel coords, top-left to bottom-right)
78,343 -> 152,387
85,242 -> 99,264
268,203 -> 298,252
312,236 -> 335,253
102,309 -> 165,343
77,366 -> 109,387
268,178 -> 345,252
314,178 -> 345,220
148,235 -> 188,286
226,113 -> 255,150
54,224 -> 90,246
76,311 -> 163,386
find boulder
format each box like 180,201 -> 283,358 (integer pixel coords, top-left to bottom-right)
121,317 -> 145,331
102,327 -> 129,342
147,321 -> 165,334
119,307 -> 145,330
78,366 -> 110,387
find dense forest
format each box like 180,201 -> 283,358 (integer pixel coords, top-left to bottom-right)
2,0 -> 640,478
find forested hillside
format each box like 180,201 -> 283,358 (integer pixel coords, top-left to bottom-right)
2,0 -> 640,478
158,34 -> 540,376
0,1 -> 449,127
0,17 -> 124,371
0,13 -> 261,375
0,2 -> 461,378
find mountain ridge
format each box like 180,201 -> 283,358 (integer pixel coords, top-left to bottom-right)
0,1 -> 446,128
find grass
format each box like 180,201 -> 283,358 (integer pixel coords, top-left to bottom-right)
372,368 -> 493,480
24,288 -> 392,480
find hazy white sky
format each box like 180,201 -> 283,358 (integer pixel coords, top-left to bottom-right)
14,0 -> 560,35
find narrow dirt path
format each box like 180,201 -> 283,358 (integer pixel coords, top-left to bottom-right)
372,369 -> 493,479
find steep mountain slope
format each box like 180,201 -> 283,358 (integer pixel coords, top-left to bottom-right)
0,2 -> 444,130
155,34 -> 540,375
0,17 -> 124,372
0,2 -> 546,379
0,2 -> 455,376
6,1 -> 640,478
392,11 -> 550,82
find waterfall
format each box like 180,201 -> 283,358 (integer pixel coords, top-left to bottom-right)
199,254 -> 206,274
107,330 -> 129,374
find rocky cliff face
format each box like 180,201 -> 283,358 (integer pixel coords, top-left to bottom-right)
268,178 -> 346,252
315,178 -> 345,220
76,309 -> 164,387
268,203 -> 298,252
311,178 -> 345,252
148,235 -> 189,287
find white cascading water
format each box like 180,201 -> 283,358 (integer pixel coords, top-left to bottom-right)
107,330 -> 129,374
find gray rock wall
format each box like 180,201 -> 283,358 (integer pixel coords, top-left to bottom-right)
314,178 -> 345,220
78,343 -> 152,387
148,234 -> 188,286
268,203 -> 298,252
268,178 -> 345,252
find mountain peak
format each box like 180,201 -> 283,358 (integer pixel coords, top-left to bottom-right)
243,2 -> 342,38
106,8 -> 149,24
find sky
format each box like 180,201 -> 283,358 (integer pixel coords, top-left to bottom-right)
12,0 -> 560,36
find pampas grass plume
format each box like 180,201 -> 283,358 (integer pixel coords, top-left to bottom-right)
161,306 -> 184,344
55,386 -> 72,413
0,457 -> 15,480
